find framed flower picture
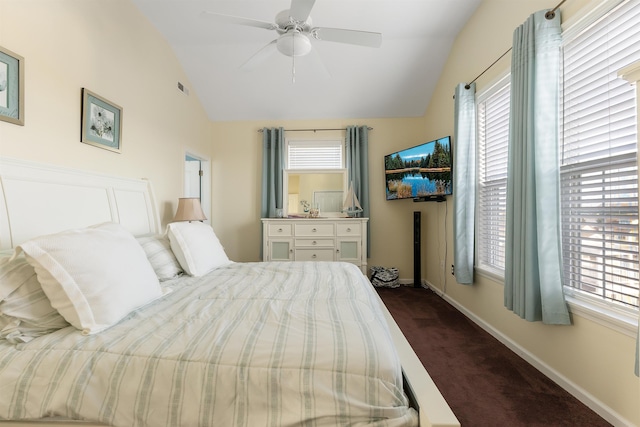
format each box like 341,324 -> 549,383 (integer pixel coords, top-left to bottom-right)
0,45 -> 25,126
81,88 -> 122,153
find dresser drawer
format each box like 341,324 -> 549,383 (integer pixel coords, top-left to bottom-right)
295,248 -> 335,262
268,223 -> 292,237
295,223 -> 334,237
262,217 -> 368,275
336,223 -> 361,236
295,238 -> 335,248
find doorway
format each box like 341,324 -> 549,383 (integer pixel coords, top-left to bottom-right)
184,152 -> 211,223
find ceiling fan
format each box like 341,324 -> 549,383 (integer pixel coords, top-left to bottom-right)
202,0 -> 382,74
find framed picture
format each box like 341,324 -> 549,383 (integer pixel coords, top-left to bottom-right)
0,45 -> 25,126
81,88 -> 122,153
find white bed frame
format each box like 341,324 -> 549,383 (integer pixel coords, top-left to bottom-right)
0,157 -> 460,427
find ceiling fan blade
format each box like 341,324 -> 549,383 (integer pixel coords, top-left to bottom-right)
312,27 -> 382,48
201,11 -> 278,31
307,45 -> 332,80
289,0 -> 316,23
239,39 -> 278,71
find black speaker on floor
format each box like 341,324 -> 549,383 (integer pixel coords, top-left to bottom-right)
413,211 -> 421,288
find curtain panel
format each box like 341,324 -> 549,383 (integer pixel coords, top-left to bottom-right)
261,127 -> 285,219
453,82 -> 477,285
504,10 -> 570,325
345,126 -> 371,257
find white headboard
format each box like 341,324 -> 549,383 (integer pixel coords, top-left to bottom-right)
0,158 -> 161,250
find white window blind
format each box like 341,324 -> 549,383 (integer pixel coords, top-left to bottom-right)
287,140 -> 343,169
561,0 -> 640,309
477,78 -> 511,275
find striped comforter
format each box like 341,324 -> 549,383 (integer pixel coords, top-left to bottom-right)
0,261 -> 418,426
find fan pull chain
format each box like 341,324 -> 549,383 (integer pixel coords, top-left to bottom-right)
292,55 -> 296,83
292,38 -> 296,83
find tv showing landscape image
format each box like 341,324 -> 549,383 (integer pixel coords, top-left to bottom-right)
384,136 -> 452,200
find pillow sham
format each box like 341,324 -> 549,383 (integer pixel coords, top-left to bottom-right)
0,254 -> 69,343
18,222 -> 163,335
167,222 -> 232,276
136,234 -> 183,281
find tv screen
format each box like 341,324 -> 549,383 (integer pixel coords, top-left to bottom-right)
384,136 -> 452,201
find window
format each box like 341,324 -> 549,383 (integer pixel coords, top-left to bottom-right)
287,139 -> 343,169
560,0 -> 640,309
476,76 -> 510,276
284,139 -> 346,215
474,0 -> 640,315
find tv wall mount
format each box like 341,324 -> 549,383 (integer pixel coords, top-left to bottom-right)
413,195 -> 446,203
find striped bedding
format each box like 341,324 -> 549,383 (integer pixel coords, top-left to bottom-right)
0,261 -> 418,426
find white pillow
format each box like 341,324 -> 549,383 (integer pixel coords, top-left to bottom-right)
18,222 -> 163,335
136,234 -> 183,281
167,222 -> 232,276
0,254 -> 69,343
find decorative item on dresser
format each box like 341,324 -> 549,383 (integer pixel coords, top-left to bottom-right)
261,217 -> 368,274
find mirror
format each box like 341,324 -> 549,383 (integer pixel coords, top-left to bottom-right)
284,169 -> 347,217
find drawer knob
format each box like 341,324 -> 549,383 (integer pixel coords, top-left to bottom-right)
312,240 -> 317,245
312,254 -> 317,259
312,228 -> 317,232
278,228 -> 283,232
347,227 -> 351,232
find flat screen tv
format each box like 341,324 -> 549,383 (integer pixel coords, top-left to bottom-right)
384,136 -> 452,201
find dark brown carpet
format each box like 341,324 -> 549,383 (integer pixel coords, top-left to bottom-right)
376,286 -> 611,427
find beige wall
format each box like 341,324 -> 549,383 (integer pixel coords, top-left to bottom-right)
210,3 -> 638,424
0,0 -> 212,225
421,0 -> 639,425
1,0 -> 637,424
211,117 -> 428,267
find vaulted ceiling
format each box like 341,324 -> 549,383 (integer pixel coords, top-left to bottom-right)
132,0 -> 482,122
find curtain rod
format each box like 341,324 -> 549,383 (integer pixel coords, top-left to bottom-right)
463,0 -> 566,90
257,127 -> 373,133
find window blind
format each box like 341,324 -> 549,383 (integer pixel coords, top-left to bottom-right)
287,140 -> 343,169
561,0 -> 640,308
477,79 -> 510,274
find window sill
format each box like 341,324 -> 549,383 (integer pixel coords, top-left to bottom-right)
473,267 -> 638,338
564,293 -> 638,338
474,265 -> 504,283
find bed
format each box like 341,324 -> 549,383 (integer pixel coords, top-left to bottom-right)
0,158 -> 459,427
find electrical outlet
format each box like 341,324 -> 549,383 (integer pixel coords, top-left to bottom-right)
450,264 -> 455,275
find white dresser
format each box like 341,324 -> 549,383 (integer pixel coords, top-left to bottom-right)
261,217 -> 368,274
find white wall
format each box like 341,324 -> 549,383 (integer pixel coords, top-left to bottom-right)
0,0 -> 212,225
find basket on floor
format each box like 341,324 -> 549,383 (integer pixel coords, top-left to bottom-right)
370,266 -> 400,288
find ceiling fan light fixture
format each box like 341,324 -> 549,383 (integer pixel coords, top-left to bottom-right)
277,30 -> 312,57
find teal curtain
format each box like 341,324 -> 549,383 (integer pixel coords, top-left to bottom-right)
261,127 -> 285,219
345,125 -> 370,257
453,82 -> 476,285
504,10 -> 570,325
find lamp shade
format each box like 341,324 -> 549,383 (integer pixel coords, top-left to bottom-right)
173,197 -> 207,222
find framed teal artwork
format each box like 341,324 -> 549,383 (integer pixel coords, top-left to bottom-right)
81,88 -> 122,153
0,45 -> 24,126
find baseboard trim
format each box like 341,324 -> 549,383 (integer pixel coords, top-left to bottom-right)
420,280 -> 635,427
398,278 -> 428,287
